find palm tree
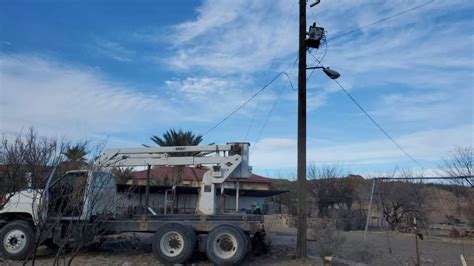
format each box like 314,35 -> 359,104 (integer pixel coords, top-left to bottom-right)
149,129 -> 203,185
150,129 -> 203,157
62,142 -> 88,170
151,129 -> 203,146
111,167 -> 134,185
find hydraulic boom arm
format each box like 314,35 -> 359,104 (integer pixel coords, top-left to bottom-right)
98,142 -> 251,215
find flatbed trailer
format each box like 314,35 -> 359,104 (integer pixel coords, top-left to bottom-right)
101,214 -> 264,233
41,213 -> 267,265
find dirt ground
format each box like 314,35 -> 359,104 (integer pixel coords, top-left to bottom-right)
1,230 -> 473,265
271,228 -> 474,266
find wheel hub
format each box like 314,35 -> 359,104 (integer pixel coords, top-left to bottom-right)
3,229 -> 27,254
219,237 -> 234,252
168,237 -> 181,250
160,231 -> 184,257
213,233 -> 238,259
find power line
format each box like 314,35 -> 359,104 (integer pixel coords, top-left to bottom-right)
299,0 -> 434,89
377,176 -> 473,181
307,44 -> 327,81
302,1 -> 436,169
327,0 -> 435,42
201,71 -> 295,137
203,0 -> 435,141
244,0 -> 297,141
331,78 -> 424,169
310,53 -> 424,170
253,58 -> 299,150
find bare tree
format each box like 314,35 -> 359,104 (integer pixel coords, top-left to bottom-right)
270,178 -> 297,217
377,169 -> 427,231
0,128 -> 64,208
0,130 -> 117,265
441,146 -> 473,187
307,164 -> 351,217
30,139 -> 114,265
440,146 -> 474,226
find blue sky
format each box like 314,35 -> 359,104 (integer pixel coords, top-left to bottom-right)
0,0 -> 473,178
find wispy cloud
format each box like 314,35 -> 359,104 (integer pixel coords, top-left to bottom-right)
0,55 -> 278,142
252,124 -> 474,169
1,1 -> 472,173
165,0 -> 297,74
163,75 -> 279,123
0,54 -> 175,141
94,39 -> 135,62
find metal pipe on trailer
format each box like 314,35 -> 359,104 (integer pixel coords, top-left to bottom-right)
145,164 -> 151,215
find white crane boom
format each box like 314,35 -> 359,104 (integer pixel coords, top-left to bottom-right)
98,142 -> 251,215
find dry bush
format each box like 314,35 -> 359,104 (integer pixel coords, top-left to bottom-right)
310,218 -> 345,258
269,178 -> 297,217
336,209 -> 367,231
0,129 -> 115,265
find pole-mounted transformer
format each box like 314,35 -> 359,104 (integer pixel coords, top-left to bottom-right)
306,22 -> 325,49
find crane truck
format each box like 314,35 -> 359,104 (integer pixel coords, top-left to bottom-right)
0,142 -> 268,264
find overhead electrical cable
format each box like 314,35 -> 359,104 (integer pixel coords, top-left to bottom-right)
253,58 -> 299,150
244,0 -> 297,141
311,0 -> 435,68
331,76 -> 425,169
202,71 -> 295,137
203,0 -> 434,140
327,0 -> 435,43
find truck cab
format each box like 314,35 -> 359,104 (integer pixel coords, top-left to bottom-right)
46,170 -> 116,221
0,170 -> 117,260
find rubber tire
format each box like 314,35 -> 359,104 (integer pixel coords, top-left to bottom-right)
0,220 -> 35,260
152,223 -> 196,264
206,225 -> 248,265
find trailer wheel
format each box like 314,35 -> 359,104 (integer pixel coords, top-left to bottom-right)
152,223 -> 196,264
0,220 -> 34,260
206,225 -> 248,265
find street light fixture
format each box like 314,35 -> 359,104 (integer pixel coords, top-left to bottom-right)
322,67 -> 340,80
306,66 -> 341,80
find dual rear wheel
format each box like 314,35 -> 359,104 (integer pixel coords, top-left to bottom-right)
206,225 -> 249,265
152,224 -> 248,265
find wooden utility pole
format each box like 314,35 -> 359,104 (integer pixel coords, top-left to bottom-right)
414,217 -> 420,266
297,0 -> 307,259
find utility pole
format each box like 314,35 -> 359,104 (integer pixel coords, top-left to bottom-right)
296,0 -> 307,259
414,217 -> 420,266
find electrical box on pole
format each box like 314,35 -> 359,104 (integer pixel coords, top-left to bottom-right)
306,22 -> 325,49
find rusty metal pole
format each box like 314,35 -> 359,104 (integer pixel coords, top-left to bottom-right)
297,0 -> 307,259
364,178 -> 376,242
145,164 -> 151,213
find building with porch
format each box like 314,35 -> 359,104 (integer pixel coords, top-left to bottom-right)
116,166 -> 285,215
